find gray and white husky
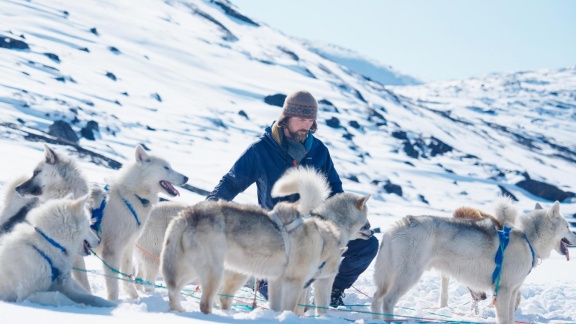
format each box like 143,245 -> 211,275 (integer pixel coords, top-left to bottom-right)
371,200 -> 576,324
135,200 -> 373,294
0,195 -> 113,307
90,144 -> 188,301
161,166 -> 371,315
0,144 -> 89,235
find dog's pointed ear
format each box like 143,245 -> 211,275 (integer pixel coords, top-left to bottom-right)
135,144 -> 149,163
44,144 -> 59,165
549,201 -> 561,217
72,194 -> 90,211
534,202 -> 543,210
355,194 -> 371,210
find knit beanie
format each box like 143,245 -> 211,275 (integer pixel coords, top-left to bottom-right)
277,90 -> 318,132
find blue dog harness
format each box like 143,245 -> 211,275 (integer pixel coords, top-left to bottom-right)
492,226 -> 536,303
121,195 -> 148,227
90,185 -> 108,234
32,245 -> 60,282
91,185 -> 148,233
31,225 -> 67,283
34,226 -> 67,255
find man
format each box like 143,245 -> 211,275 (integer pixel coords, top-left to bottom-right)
207,90 -> 378,307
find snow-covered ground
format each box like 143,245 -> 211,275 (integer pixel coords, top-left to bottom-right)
1,0 -> 575,322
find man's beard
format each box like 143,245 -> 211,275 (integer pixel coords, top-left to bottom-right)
289,129 -> 308,143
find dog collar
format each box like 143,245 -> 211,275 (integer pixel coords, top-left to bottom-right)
121,196 -> 141,227
522,233 -> 537,270
134,194 -> 150,207
34,226 -> 67,255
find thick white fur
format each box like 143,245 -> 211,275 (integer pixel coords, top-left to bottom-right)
0,144 -> 89,231
0,145 -> 94,292
372,200 -> 576,323
161,166 -> 371,315
271,166 -> 331,215
440,196 -> 519,309
0,196 -> 114,307
91,144 -> 188,300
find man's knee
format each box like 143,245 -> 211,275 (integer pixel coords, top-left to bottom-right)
344,235 -> 379,260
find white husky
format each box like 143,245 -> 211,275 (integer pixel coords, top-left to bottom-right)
371,200 -> 576,323
0,195 -> 113,307
440,198 -> 519,312
91,144 -> 188,300
161,167 -> 371,315
0,144 -> 95,292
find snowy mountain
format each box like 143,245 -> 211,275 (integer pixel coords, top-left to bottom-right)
300,40 -> 422,86
1,0 -> 574,215
1,0 -> 576,322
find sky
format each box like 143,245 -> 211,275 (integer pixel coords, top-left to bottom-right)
1,0 -> 576,322
232,0 -> 576,82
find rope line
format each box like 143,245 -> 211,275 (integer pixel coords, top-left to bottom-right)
76,250 -> 491,322
135,243 -> 160,262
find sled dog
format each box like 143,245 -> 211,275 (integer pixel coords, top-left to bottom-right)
372,200 -> 576,323
136,200 -> 371,294
0,195 -> 114,307
161,166 -> 371,315
91,144 -> 188,300
0,144 -> 95,292
440,198 -> 519,312
0,144 -> 89,235
134,201 -> 188,292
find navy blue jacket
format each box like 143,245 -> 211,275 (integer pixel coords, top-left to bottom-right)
207,124 -> 343,210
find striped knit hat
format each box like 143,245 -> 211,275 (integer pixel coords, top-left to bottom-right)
277,90 -> 318,132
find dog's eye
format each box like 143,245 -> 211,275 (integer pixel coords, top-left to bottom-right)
164,166 -> 170,170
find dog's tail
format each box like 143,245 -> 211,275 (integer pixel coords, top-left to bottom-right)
271,166 -> 331,215
88,184 -> 108,211
493,196 -> 518,227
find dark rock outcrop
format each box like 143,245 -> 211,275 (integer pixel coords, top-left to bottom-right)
383,180 -> 403,197
0,35 -> 30,50
403,140 -> 419,159
44,53 -> 60,63
516,179 -> 575,202
105,72 -> 117,81
264,94 -> 286,107
48,120 -> 79,143
349,120 -> 361,129
391,130 -> 408,140
80,120 -> 99,141
211,0 -> 260,27
326,117 -> 341,129
428,136 -> 453,157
